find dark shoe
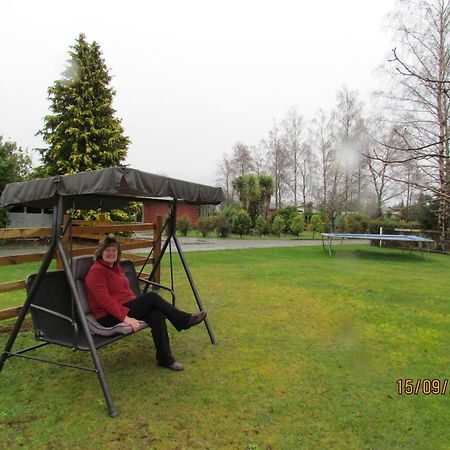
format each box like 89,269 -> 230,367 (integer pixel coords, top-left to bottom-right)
186,310 -> 207,329
160,361 -> 184,371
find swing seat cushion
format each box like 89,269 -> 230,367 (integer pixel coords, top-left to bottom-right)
84,313 -> 146,336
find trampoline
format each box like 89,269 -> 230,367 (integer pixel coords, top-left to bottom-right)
321,233 -> 434,256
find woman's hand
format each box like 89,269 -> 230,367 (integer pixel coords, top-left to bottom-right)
123,316 -> 141,332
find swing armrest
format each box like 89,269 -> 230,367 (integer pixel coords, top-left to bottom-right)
30,304 -> 80,348
30,304 -> 75,324
138,277 -> 176,304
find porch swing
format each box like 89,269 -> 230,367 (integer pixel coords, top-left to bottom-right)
0,167 -> 224,417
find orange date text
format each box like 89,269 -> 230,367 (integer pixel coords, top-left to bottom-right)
396,378 -> 449,395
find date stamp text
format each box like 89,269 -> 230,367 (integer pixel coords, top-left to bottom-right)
396,379 -> 449,395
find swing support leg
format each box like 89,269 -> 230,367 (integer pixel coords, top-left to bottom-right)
0,207 -> 60,372
56,238 -> 119,418
1,195 -> 118,417
144,200 -> 217,345
172,234 -> 217,344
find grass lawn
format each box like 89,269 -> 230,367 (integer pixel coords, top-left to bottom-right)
0,245 -> 449,449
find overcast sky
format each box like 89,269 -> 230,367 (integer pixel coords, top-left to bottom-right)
1,0 -> 396,186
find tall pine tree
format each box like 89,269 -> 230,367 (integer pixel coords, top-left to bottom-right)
38,34 -> 130,176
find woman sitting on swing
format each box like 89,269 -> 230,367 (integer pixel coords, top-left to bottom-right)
85,236 -> 207,371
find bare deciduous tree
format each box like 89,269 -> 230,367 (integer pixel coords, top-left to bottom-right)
310,109 -> 345,228
217,141 -> 254,203
231,142 -> 254,176
282,106 -> 303,206
333,85 -> 368,211
250,141 -> 267,175
376,0 -> 450,248
216,153 -> 235,204
265,121 -> 290,209
365,118 -> 409,217
297,142 -> 315,211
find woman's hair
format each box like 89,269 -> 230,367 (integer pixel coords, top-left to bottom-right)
94,236 -> 121,262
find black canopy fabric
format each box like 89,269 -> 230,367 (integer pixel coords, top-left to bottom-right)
0,167 -> 224,209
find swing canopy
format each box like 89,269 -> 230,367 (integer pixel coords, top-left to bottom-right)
0,166 -> 224,209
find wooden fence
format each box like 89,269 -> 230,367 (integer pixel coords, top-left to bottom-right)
0,216 -> 162,321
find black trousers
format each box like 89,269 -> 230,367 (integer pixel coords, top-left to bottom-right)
97,291 -> 191,366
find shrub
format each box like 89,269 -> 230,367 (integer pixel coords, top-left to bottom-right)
222,203 -> 243,221
177,215 -> 192,236
68,208 -> 138,237
290,215 -> 305,238
323,215 -> 332,232
220,204 -> 251,237
196,216 -> 216,237
308,214 -> 324,238
231,210 -> 252,237
395,220 -> 422,230
109,209 -> 130,222
272,215 -> 285,237
68,202 -> 142,224
277,206 -> 299,232
123,201 -> 143,222
368,218 -> 399,234
338,213 -> 370,234
214,214 -> 231,238
255,216 -> 271,237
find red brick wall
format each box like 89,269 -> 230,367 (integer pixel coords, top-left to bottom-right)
143,201 -> 200,225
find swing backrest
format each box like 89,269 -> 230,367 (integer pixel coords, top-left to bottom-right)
27,270 -> 75,347
71,255 -> 94,315
71,256 -> 146,338
120,260 -> 142,297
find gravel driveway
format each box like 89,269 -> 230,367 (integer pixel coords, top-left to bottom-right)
171,237 -> 324,252
0,236 -> 365,256
132,236 -> 367,253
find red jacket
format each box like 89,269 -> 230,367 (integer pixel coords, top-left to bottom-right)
85,259 -> 136,321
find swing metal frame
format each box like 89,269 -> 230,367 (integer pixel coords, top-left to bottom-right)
0,168 -> 221,417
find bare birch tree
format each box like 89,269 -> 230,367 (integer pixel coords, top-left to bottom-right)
310,109 -> 346,228
250,140 -> 267,175
266,121 -> 290,209
217,141 -> 254,203
380,0 -> 450,247
216,153 -> 235,204
297,141 -> 315,210
333,85 -> 367,211
231,141 -> 254,176
282,107 -> 303,206
365,118 -> 408,217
